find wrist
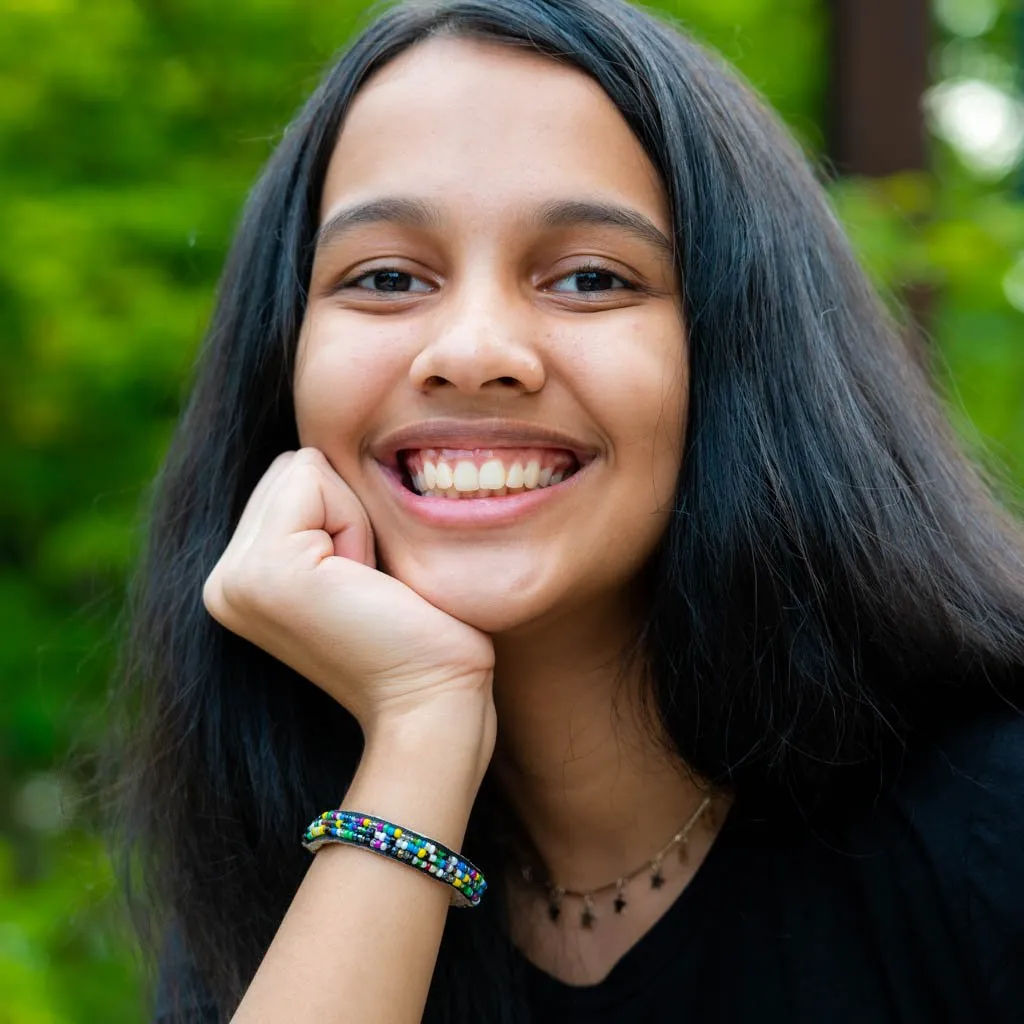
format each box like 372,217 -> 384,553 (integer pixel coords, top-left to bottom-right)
362,692 -> 497,794
338,698 -> 494,856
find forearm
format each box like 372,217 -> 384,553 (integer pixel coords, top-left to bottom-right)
230,697 -> 496,1024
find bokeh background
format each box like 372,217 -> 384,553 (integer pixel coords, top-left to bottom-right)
2,0 -> 1022,1020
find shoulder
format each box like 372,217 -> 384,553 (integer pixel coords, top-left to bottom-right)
897,703 -> 1024,807
884,705 -> 1024,1014
891,704 -> 1024,844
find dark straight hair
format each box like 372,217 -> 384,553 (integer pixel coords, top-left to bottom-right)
104,0 -> 1024,1019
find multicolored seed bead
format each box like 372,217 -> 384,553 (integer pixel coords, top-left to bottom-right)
301,809 -> 487,907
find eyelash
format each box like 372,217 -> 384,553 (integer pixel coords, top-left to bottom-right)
337,261 -> 639,296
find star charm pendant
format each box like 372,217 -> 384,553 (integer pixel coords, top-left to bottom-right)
613,878 -> 627,914
547,886 -> 565,923
580,895 -> 597,929
650,869 -> 665,889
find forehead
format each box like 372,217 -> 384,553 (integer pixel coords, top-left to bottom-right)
319,36 -> 669,230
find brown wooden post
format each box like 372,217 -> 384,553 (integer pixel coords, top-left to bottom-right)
829,0 -> 934,358
829,0 -> 932,176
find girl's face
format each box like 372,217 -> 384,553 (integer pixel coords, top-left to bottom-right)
295,37 -> 687,636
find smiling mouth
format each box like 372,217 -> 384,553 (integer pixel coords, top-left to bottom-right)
397,447 -> 582,498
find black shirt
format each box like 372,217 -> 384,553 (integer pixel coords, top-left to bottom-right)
155,709 -> 1024,1022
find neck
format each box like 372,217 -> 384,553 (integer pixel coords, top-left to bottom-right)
489,596 -> 708,892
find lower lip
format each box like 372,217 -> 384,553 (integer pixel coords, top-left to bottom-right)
376,460 -> 592,527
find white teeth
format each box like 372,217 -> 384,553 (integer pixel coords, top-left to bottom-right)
434,461 -> 453,490
453,461 -> 479,492
478,459 -> 506,490
405,453 -> 577,497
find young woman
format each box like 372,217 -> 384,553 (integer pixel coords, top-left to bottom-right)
109,0 -> 1024,1020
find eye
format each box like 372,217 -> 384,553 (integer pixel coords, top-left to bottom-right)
344,268 -> 432,293
549,265 -> 635,294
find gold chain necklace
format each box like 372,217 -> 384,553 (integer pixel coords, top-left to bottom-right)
519,795 -> 713,929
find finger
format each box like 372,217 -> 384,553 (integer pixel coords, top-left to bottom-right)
257,449 -> 375,568
316,451 -> 377,568
227,451 -> 298,553
330,498 -> 376,569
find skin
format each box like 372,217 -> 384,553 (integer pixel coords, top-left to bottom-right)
290,37 -> 722,984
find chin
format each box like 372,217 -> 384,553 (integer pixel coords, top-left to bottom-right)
382,555 -> 548,635
420,584 -> 543,635
432,596 -> 532,635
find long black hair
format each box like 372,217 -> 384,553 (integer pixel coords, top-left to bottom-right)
103,0 -> 1024,1019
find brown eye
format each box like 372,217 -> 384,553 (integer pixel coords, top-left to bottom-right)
347,269 -> 432,293
550,266 -> 634,294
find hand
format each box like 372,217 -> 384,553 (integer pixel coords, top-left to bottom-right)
203,448 -> 497,737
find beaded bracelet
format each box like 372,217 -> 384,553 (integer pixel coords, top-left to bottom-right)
301,809 -> 487,908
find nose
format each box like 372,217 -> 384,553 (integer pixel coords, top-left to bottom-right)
408,287 -> 545,395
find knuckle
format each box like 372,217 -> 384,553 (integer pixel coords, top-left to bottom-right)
202,571 -> 230,622
218,562 -> 257,609
206,556 -> 269,623
293,446 -> 327,468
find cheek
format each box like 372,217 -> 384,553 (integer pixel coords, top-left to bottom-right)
643,355 -> 688,501
531,319 -> 686,592
293,314 -> 406,455
577,316 -> 687,484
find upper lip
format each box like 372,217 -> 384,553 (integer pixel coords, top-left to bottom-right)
373,418 -> 600,467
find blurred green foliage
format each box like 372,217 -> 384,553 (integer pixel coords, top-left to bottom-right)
1,1 -> 1021,1021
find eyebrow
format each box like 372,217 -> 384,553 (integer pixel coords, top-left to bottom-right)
313,196 -> 675,261
536,199 -> 675,261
